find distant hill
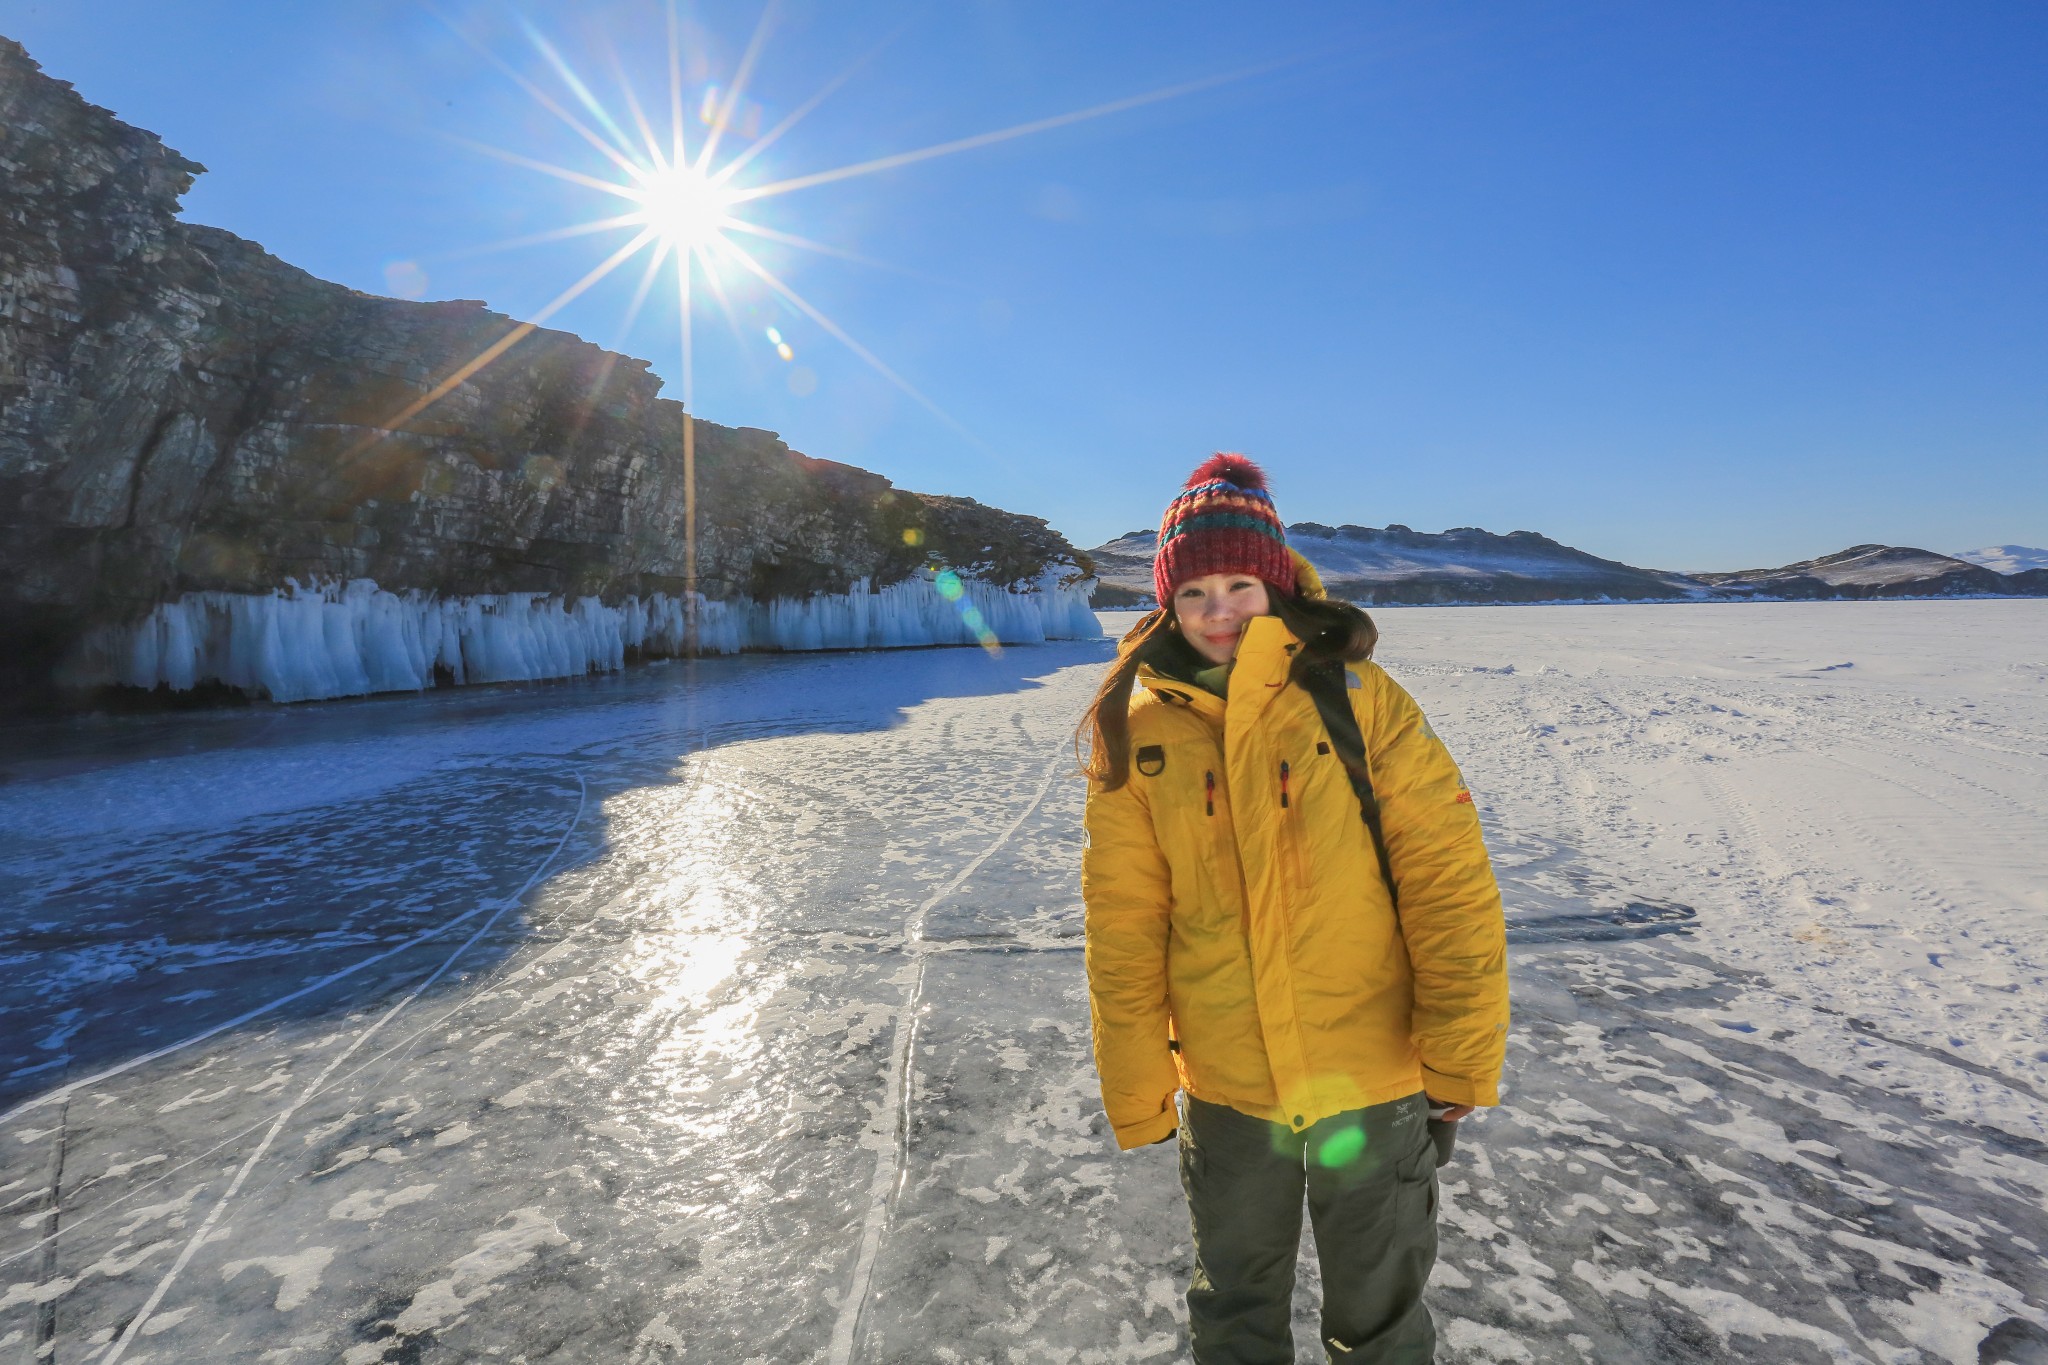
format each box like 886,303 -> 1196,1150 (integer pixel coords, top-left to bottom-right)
1691,545 -> 2041,599
1088,528 -> 2048,607
1090,523 -> 1701,607
1954,545 -> 2048,575
1083,533 -> 1170,608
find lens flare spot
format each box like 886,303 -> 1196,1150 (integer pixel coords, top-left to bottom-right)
522,454 -> 564,490
901,527 -> 924,547
775,342 -> 794,361
788,365 -> 818,397
383,260 -> 429,301
929,569 -> 1001,654
696,83 -> 764,137
1315,1125 -> 1366,1169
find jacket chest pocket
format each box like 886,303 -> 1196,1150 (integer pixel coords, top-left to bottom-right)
1143,748 -> 1240,931
1278,740 -> 1369,890
1277,806 -> 1309,894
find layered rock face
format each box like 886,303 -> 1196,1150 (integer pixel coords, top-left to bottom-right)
0,39 -> 1093,705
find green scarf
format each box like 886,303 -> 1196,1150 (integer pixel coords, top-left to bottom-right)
1192,662 -> 1232,698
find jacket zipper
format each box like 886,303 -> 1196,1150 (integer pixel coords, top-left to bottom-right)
1279,759 -> 1308,890
1204,770 -> 1216,816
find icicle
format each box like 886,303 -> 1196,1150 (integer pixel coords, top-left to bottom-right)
59,568 -> 1102,702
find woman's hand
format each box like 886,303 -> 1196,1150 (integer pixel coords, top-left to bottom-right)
1426,1097 -> 1475,1123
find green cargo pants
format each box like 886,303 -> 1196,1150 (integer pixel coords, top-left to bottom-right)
1179,1091 -> 1439,1363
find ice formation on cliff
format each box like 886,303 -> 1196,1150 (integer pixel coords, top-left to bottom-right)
62,572 -> 1102,703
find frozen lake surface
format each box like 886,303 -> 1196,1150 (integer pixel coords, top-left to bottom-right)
2,600 -> 2045,1363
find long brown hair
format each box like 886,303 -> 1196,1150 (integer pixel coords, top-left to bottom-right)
1078,591 -> 1378,790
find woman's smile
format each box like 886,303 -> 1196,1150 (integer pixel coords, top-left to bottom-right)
1174,573 -> 1272,664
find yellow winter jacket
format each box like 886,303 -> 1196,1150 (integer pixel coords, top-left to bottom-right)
1082,614 -> 1509,1150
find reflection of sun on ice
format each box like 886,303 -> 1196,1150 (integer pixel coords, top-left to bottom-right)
650,927 -> 749,1013
626,162 -> 736,253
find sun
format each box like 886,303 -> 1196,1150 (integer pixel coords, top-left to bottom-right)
624,162 -> 735,253
401,11 -> 1259,658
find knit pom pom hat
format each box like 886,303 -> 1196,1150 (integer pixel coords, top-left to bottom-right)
1153,453 -> 1297,605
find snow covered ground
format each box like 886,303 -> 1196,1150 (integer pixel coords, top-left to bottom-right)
1,600 -> 2044,1363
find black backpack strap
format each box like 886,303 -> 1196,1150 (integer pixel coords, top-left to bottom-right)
1301,660 -> 1397,907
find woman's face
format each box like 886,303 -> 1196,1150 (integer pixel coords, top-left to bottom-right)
1173,573 -> 1272,664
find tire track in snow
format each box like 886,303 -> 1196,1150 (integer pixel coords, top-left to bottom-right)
1689,761 -> 2048,1137
1707,737 -> 2021,944
1784,691 -> 2046,778
827,752 -> 1064,1365
1822,741 -> 2044,836
1690,761 -> 1835,928
97,773 -> 587,1363
1448,677 -> 1678,948
1806,750 -> 1995,918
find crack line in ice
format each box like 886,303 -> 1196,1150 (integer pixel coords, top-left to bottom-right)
6,834 -> 612,1280
99,774 -> 586,1363
0,777 -> 589,1131
0,1111 -> 275,1273
827,754 -> 1064,1365
47,755 -> 681,1259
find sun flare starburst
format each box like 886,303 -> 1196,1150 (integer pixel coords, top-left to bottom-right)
625,162 -> 737,254
378,4 -> 1271,646
434,5 -> 1262,427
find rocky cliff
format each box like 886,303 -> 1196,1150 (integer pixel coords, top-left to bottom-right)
0,38 -> 1094,707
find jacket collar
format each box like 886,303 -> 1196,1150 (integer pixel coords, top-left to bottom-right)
1225,615 -> 1299,724
1136,615 -> 1300,723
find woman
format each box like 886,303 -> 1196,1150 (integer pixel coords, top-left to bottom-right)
1080,454 -> 1509,1363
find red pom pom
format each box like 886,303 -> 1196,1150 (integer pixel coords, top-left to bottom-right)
1185,452 -> 1268,492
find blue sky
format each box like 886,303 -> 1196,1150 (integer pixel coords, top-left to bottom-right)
6,1 -> 2044,570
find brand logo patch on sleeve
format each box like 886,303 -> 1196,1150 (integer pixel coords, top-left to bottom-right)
1455,790 -> 1473,804
1135,745 -> 1166,776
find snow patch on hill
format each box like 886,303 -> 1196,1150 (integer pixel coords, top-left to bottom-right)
1783,546 -> 1976,589
1286,524 -> 1696,590
1090,524 -> 1704,605
1954,545 -> 2048,575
